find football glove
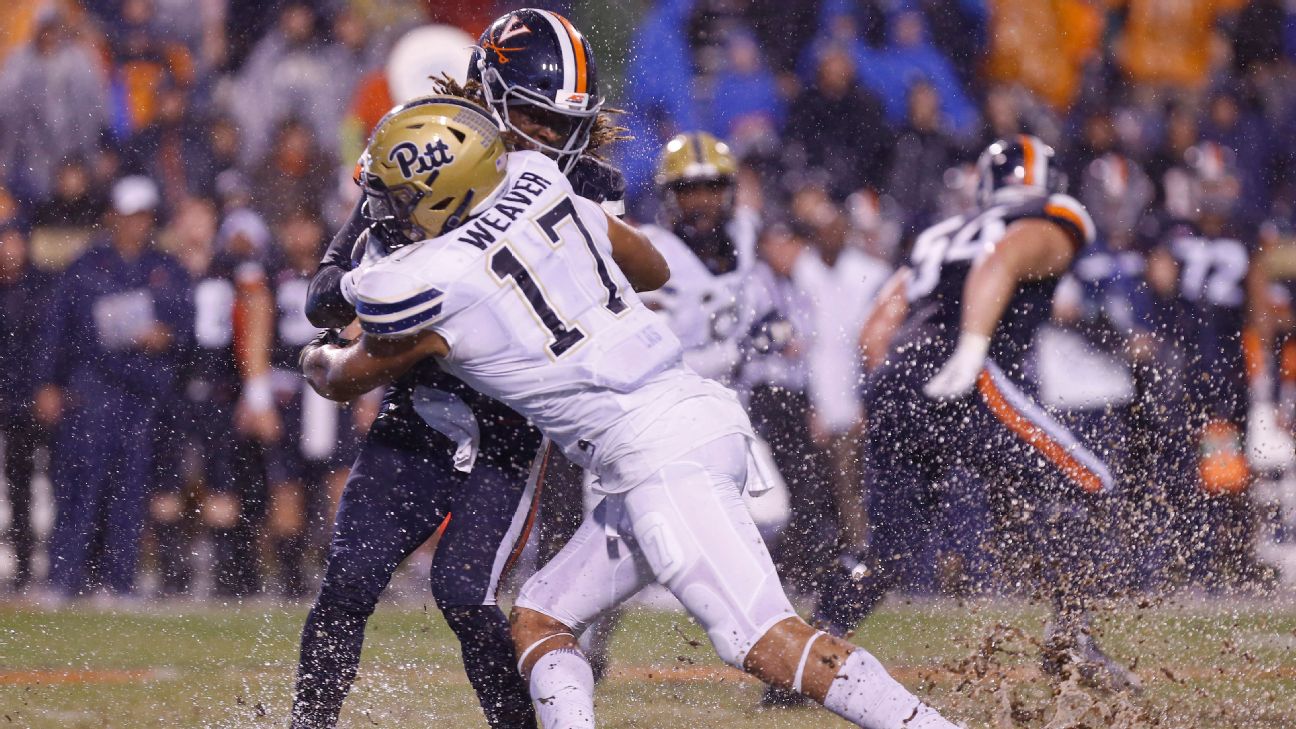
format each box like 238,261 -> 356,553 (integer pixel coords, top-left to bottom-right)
568,155 -> 626,216
923,333 -> 990,400
298,328 -> 351,371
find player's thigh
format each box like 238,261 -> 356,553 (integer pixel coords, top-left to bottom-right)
515,496 -> 653,634
964,363 -> 1114,499
322,442 -> 451,600
623,435 -> 796,667
432,458 -> 537,606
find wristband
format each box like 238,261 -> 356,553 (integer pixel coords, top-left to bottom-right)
241,373 -> 274,412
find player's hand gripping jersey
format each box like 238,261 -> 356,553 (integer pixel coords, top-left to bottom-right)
344,151 -> 750,490
902,192 -> 1096,382
638,209 -> 772,386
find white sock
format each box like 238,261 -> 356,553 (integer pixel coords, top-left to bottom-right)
823,649 -> 960,729
529,647 -> 596,729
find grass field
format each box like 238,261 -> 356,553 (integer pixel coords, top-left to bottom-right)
1,595 -> 1294,728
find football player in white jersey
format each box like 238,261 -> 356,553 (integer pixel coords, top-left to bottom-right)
301,97 -> 961,729
638,132 -> 774,389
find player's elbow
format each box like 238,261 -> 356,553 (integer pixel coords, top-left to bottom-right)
632,255 -> 670,292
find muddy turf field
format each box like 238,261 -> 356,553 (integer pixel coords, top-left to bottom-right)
0,597 -> 1293,728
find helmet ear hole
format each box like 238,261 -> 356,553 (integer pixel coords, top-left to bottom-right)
428,196 -> 455,211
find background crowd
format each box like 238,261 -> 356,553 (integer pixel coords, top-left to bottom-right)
1,0 -> 1295,602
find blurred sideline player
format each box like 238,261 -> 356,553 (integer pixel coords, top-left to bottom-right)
305,96 -> 961,729
811,136 -> 1139,692
230,210 -> 356,598
639,132 -> 775,391
291,10 -> 625,728
1146,142 -> 1274,590
1046,152 -> 1165,590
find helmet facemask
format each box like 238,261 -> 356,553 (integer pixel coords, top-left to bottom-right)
478,61 -> 601,174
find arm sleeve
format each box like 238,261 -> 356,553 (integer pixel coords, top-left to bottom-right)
305,197 -> 368,328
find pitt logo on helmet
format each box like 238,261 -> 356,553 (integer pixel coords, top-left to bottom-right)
389,139 -> 455,180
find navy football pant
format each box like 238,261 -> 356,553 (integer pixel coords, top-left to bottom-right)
816,359 -> 1115,633
47,398 -> 157,595
291,436 -> 540,729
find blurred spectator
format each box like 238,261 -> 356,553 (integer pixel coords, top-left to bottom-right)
30,156 -> 105,229
788,179 -> 891,556
105,0 -> 195,138
36,176 -> 193,598
0,11 -> 108,201
867,9 -> 978,138
1115,0 -> 1246,94
784,44 -> 892,198
1059,107 -> 1120,190
1145,102 -> 1201,208
1199,86 -> 1274,225
251,117 -> 332,226
149,195 -> 221,595
888,81 -> 962,237
984,0 -> 1104,111
232,3 -> 374,164
125,84 -> 211,210
0,224 -> 51,590
706,29 -> 784,150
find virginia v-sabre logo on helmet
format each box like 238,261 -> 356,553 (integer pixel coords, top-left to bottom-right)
389,140 -> 455,180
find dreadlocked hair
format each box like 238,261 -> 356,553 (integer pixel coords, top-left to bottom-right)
430,73 -> 629,158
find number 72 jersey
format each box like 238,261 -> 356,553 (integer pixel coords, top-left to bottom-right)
342,151 -> 687,466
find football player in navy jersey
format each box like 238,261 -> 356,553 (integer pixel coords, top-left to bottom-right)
811,136 -> 1139,691
1145,142 -> 1273,590
291,10 -> 626,728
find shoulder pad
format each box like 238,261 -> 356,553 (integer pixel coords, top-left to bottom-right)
1009,194 -> 1095,250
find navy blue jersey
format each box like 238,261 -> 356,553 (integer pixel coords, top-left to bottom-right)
185,252 -> 244,399
1157,220 -> 1252,411
268,260 -> 322,372
0,267 -> 53,420
897,193 -> 1095,382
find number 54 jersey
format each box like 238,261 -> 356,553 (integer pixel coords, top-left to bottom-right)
343,151 -> 751,488
903,192 -> 1095,383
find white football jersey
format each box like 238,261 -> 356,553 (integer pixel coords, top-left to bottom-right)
639,209 -> 775,388
343,152 -> 749,488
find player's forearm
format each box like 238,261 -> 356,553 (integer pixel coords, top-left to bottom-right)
860,268 -> 910,370
305,198 -> 368,328
301,334 -> 433,402
959,252 -> 1019,341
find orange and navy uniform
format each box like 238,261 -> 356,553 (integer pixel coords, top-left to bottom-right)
873,191 -> 1113,497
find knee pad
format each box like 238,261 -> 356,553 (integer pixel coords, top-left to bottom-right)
679,578 -> 793,667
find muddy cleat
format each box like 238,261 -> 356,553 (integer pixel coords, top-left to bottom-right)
1042,623 -> 1143,694
759,683 -> 813,709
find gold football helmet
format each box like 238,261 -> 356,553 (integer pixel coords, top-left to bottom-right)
654,131 -> 737,189
360,96 -> 508,241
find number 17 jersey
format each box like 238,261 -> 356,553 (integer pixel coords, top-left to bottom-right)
343,151 -> 745,485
